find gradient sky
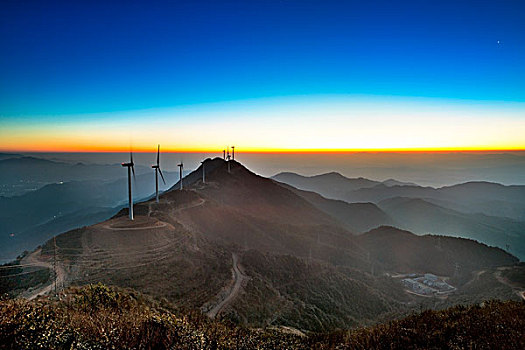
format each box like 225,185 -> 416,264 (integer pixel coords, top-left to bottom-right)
1,0 -> 524,152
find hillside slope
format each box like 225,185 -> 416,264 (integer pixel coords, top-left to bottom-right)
275,182 -> 394,232
357,226 -> 517,283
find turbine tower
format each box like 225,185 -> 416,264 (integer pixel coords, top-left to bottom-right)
201,160 -> 206,184
226,147 -> 231,173
121,152 -> 136,220
151,145 -> 166,203
222,149 -> 225,159
178,162 -> 184,190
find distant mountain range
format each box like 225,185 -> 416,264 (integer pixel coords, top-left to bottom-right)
0,156 -> 152,196
273,172 -> 525,220
273,171 -> 525,260
3,159 -> 519,332
0,153 -> 22,160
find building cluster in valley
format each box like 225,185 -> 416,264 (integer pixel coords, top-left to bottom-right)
402,273 -> 456,296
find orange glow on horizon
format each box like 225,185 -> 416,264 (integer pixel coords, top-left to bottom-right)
2,145 -> 524,154
2,95 -> 524,155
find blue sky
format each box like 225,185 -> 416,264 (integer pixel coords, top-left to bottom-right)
0,0 -> 524,151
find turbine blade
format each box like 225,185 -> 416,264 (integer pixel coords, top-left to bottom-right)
158,168 -> 166,184
130,151 -> 134,165
131,164 -> 136,180
157,145 -> 160,165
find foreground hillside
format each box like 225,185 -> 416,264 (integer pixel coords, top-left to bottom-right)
1,284 -> 523,349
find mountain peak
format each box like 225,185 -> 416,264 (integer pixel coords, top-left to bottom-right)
362,225 -> 415,238
316,171 -> 346,179
382,178 -> 417,187
170,157 -> 252,191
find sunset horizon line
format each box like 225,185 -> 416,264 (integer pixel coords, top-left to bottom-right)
3,147 -> 525,154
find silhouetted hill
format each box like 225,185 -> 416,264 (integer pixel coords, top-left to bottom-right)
357,226 -> 517,280
378,197 -> 525,260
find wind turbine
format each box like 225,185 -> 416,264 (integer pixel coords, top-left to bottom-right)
178,162 -> 183,190
226,147 -> 231,173
201,160 -> 206,184
151,145 -> 166,203
121,152 -> 136,220
231,146 -> 235,160
222,149 -> 225,159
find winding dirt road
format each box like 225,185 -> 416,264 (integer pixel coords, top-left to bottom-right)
207,253 -> 248,319
173,197 -> 206,214
103,221 -> 168,231
22,249 -> 66,300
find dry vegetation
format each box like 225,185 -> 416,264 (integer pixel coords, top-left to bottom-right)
0,284 -> 305,349
310,299 -> 525,349
227,250 -> 409,331
501,264 -> 525,288
1,284 -> 523,349
0,260 -> 50,297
